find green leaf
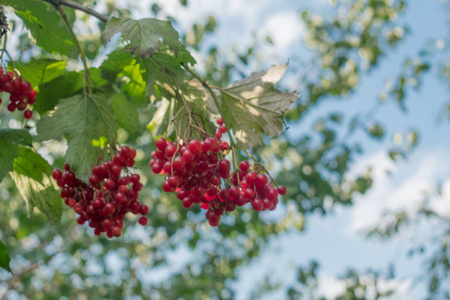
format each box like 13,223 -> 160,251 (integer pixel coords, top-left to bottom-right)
101,50 -> 135,81
367,123 -> 384,139
147,98 -> 176,138
0,241 -> 12,273
37,94 -> 117,180
33,71 -> 84,115
3,0 -> 76,55
10,147 -> 62,224
111,93 -> 140,133
103,17 -> 181,58
388,150 -> 405,161
144,47 -> 196,99
100,50 -> 147,103
0,129 -> 32,182
120,61 -> 147,104
218,64 -> 298,149
14,59 -> 67,88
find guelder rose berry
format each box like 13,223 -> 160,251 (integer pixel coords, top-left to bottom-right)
0,70 -> 37,119
55,146 -> 149,238
150,118 -> 286,227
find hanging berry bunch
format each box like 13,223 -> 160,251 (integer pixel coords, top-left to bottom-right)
150,115 -> 286,227
0,70 -> 36,119
52,146 -> 149,238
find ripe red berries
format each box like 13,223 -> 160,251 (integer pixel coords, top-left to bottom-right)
55,146 -> 149,238
150,117 -> 286,226
0,71 -> 36,119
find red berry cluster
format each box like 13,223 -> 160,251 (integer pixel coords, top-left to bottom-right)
52,147 -> 149,238
150,118 -> 286,226
0,71 -> 36,119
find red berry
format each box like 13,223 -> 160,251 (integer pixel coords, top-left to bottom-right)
182,197 -> 193,208
155,138 -> 167,150
131,174 -> 140,184
172,156 -> 186,171
188,140 -> 201,155
104,179 -> 115,190
93,198 -> 105,209
217,118 -> 224,125
251,198 -> 263,211
244,188 -> 255,200
23,110 -> 33,119
165,143 -> 177,157
102,203 -> 115,216
277,185 -> 287,195
229,187 -> 240,200
17,102 -> 27,111
112,227 -> 121,237
262,198 -> 272,210
111,164 -> 121,176
139,205 -> 149,215
52,169 -> 62,181
152,161 -> 163,174
167,176 -> 179,188
267,188 -> 278,201
182,150 -> 194,163
177,189 -> 189,200
162,180 -> 175,193
27,90 -> 37,104
114,192 -> 126,204
138,216 -> 148,226
239,161 -> 250,172
6,102 -> 15,112
245,172 -> 257,185
225,202 -> 236,212
89,175 -> 100,186
103,219 -> 113,230
220,141 -> 229,151
219,159 -> 231,173
3,82 -> 12,93
255,174 -> 268,188
210,175 -> 221,186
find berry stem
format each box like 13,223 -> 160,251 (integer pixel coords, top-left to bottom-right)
0,34 -> 17,73
43,0 -> 109,23
185,67 -> 237,147
185,66 -> 241,175
56,5 -> 93,94
237,146 -> 276,185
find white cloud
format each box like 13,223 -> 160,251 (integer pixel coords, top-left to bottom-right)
347,149 -> 450,234
317,274 -> 413,300
260,11 -> 305,49
317,274 -> 346,299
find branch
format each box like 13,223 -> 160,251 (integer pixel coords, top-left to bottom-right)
42,0 -> 109,23
56,5 -> 92,94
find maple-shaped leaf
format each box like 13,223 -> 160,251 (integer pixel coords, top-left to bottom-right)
37,94 -> 117,180
103,17 -> 180,58
3,0 -> 76,55
217,64 -> 298,149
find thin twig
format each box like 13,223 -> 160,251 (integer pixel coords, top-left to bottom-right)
185,67 -> 240,174
42,0 -> 109,23
56,5 -> 92,94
